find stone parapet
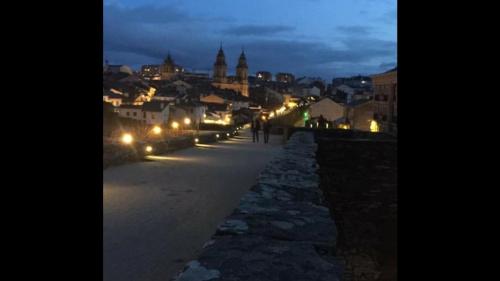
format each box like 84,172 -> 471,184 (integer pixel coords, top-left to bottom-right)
172,131 -> 342,281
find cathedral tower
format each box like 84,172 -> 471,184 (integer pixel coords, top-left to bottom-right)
213,45 -> 227,83
236,50 -> 248,84
161,53 -> 176,80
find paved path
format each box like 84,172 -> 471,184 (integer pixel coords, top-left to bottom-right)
103,129 -> 283,281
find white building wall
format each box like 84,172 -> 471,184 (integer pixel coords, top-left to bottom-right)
118,108 -> 143,121
144,107 -> 169,125
308,98 -> 345,121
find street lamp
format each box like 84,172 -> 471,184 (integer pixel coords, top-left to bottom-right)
194,138 -> 199,143
184,118 -> 191,125
171,121 -> 179,129
145,145 -> 153,153
152,126 -> 162,135
121,133 -> 133,144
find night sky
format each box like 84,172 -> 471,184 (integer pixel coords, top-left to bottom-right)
104,0 -> 396,80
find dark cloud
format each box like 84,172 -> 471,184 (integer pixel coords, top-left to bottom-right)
104,4 -> 190,24
336,25 -> 372,36
104,3 -> 396,79
223,25 -> 296,36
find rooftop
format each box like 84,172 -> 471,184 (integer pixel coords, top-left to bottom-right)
142,101 -> 168,112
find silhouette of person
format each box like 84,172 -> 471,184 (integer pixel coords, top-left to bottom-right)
318,114 -> 327,129
263,120 -> 271,144
251,118 -> 260,143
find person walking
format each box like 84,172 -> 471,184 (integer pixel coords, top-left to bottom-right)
263,120 -> 271,144
318,114 -> 327,129
251,118 -> 261,143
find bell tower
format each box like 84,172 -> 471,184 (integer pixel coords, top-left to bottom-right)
236,49 -> 248,83
213,45 -> 227,83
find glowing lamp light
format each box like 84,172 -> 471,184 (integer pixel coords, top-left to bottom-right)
145,145 -> 153,153
326,123 -> 329,129
216,134 -> 220,138
184,118 -> 191,125
226,133 -> 230,137
194,138 -> 199,143
370,120 -> 379,132
171,121 -> 179,129
152,126 -> 162,134
121,133 -> 133,144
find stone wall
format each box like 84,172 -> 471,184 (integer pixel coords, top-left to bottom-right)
172,131 -> 342,281
103,132 -> 224,169
103,143 -> 145,169
315,130 -> 397,281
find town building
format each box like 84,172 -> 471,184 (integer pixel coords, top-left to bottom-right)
200,93 -> 226,104
301,85 -> 321,97
344,99 -> 375,132
275,72 -> 295,83
140,65 -> 161,80
117,104 -> 143,121
160,53 -> 184,81
332,75 -> 372,89
256,71 -> 272,82
371,67 -> 397,134
142,101 -> 170,125
202,103 -> 232,125
105,64 -> 134,76
200,89 -> 251,111
103,90 -> 123,107
306,97 -> 376,132
212,46 -> 249,97
307,97 -> 345,122
169,101 -> 206,128
116,101 -> 170,125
